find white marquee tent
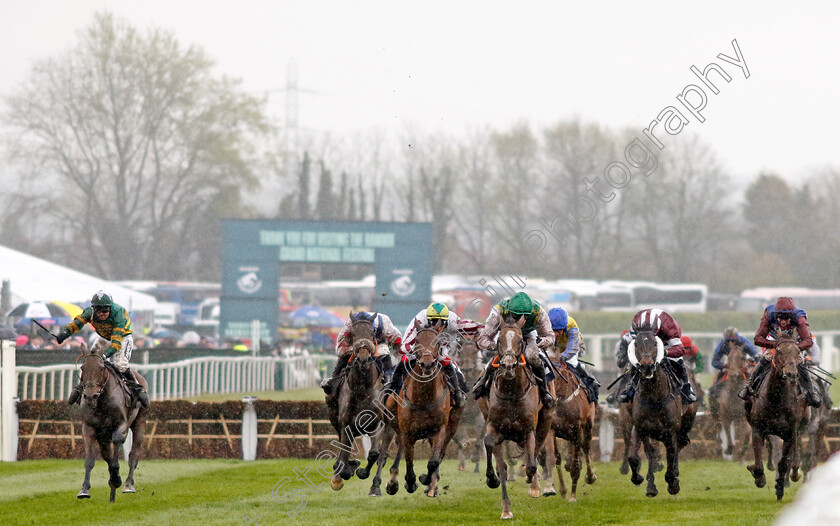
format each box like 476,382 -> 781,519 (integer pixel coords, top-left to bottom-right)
0,244 -> 157,322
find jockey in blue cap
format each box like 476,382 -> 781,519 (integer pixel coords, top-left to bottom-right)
548,307 -> 600,404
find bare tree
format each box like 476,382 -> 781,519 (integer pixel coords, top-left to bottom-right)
3,13 -> 268,279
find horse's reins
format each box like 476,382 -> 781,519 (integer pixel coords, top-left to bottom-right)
555,361 -> 583,404
403,327 -> 448,411
491,330 -> 535,401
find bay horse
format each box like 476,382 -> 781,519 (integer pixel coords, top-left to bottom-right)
709,340 -> 752,460
77,345 -> 148,502
541,358 -> 597,502
480,316 -> 553,519
626,329 -> 696,498
389,321 -> 464,498
328,312 -> 387,491
746,329 -> 810,500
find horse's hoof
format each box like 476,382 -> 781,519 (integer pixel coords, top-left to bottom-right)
369,487 -> 381,497
425,487 -> 438,498
122,483 -> 135,493
619,464 -> 629,475
631,474 -> 644,486
331,478 -> 344,491
543,489 -> 556,497
529,487 -> 541,498
501,511 -> 514,520
110,476 -> 122,489
586,473 -> 597,485
356,468 -> 370,480
486,475 -> 500,489
568,496 -> 577,503
77,490 -> 91,499
418,473 -> 430,486
668,481 -> 680,495
646,488 -> 658,498
405,482 -> 417,494
458,465 -> 466,471
790,469 -> 801,482
386,482 -> 399,495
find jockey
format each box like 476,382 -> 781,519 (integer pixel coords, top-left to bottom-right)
319,311 -> 401,396
548,307 -> 600,403
738,297 -> 821,407
711,327 -> 757,380
605,329 -> 634,404
472,292 -> 556,408
617,308 -> 698,405
383,302 -> 483,408
59,291 -> 149,408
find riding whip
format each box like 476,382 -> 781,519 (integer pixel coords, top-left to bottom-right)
32,319 -> 59,341
606,371 -> 628,391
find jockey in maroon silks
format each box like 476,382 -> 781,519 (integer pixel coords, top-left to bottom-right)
617,308 -> 698,405
738,296 -> 822,407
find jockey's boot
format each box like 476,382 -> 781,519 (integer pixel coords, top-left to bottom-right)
669,359 -> 697,404
575,363 -> 601,403
617,371 -> 638,404
529,360 -> 555,409
67,381 -> 83,405
798,364 -> 822,408
378,354 -> 394,378
321,353 -> 351,395
122,368 -> 150,408
472,360 -> 496,400
442,362 -> 466,409
383,359 -> 408,402
738,357 -> 771,401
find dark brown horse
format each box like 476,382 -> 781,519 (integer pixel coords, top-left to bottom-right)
709,340 -> 752,460
480,317 -> 553,519
388,321 -> 464,498
542,359 -> 597,501
626,329 -> 696,497
746,330 -> 810,500
77,345 -> 148,502
328,312 -> 387,491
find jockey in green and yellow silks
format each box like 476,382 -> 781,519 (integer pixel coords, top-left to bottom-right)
58,291 -> 149,408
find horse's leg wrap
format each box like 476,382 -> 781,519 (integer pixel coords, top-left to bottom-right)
739,358 -> 770,400
529,360 -> 555,408
669,359 -> 697,404
122,368 -> 150,408
68,381 -> 84,405
798,364 -> 821,407
443,362 -> 466,408
321,352 -> 352,393
472,360 -> 495,400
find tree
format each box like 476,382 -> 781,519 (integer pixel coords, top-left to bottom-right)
3,13 -> 269,279
316,161 -> 335,220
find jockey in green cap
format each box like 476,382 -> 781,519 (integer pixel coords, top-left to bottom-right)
472,292 -> 556,408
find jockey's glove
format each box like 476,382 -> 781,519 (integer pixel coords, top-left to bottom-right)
56,329 -> 71,344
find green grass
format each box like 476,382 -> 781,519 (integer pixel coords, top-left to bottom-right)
186,386 -> 323,402
0,458 -> 802,525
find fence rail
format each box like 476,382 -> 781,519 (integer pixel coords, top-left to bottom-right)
14,353 -> 337,401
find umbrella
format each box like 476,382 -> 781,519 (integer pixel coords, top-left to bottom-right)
288,305 -> 345,328
50,300 -> 83,319
7,301 -> 74,319
152,328 -> 182,340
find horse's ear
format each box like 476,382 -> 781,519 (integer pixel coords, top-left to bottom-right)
80,342 -> 88,353
414,318 -> 422,330
515,315 -> 526,329
349,310 -> 354,320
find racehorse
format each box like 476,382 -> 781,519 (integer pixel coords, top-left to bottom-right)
388,321 -> 464,498
745,329 -> 810,500
626,329 -> 696,498
76,344 -> 148,502
327,312 -> 388,491
709,339 -> 752,460
480,316 -> 553,519
542,358 -> 597,502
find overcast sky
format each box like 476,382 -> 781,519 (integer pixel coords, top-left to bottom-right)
2,0 -> 838,184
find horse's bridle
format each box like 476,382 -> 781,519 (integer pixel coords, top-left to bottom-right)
414,327 -> 443,362
78,354 -> 108,401
349,318 -> 377,361
495,327 -> 525,368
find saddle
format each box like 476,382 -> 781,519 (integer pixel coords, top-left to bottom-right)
104,362 -> 136,408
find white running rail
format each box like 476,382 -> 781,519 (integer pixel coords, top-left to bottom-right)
14,354 -> 336,401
